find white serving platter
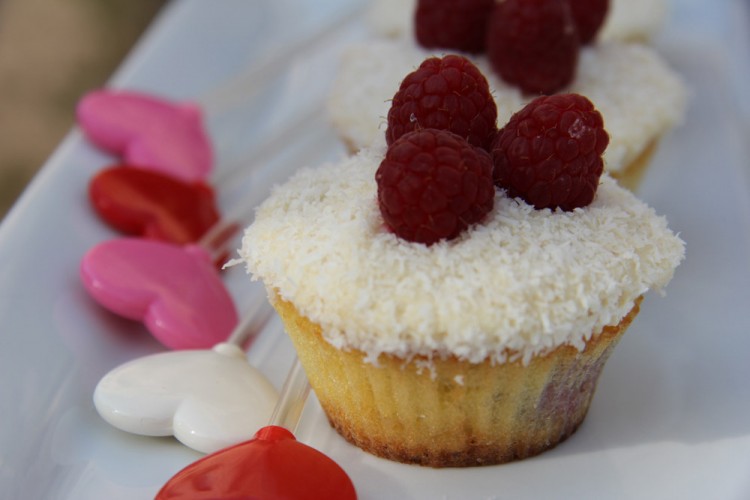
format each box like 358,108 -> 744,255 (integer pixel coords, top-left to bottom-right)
1,1 -> 748,498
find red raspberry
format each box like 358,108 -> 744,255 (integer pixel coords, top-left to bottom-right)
568,0 -> 610,44
414,0 -> 495,54
376,129 -> 495,245
386,55 -> 498,152
491,94 -> 609,211
486,0 -> 580,95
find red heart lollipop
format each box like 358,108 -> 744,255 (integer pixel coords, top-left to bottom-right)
89,165 -> 220,245
156,426 -> 356,500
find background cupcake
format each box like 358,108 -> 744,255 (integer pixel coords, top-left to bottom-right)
330,0 -> 687,190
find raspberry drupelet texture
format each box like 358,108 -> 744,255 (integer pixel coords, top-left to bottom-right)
414,0 -> 495,54
567,0 -> 610,45
376,128 -> 495,246
491,93 -> 609,211
386,55 -> 498,152
486,0 -> 580,95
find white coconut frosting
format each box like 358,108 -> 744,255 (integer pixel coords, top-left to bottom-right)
328,38 -> 687,175
237,146 -> 684,366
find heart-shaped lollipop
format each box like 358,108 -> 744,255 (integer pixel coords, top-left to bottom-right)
77,90 -> 213,183
94,342 -> 278,454
80,238 -> 237,349
156,426 -> 356,499
157,358 -> 357,500
89,165 -> 220,245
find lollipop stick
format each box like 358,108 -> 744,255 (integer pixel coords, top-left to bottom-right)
269,356 -> 310,433
223,292 -> 274,347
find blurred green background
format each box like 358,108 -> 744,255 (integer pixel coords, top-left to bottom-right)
0,0 -> 168,220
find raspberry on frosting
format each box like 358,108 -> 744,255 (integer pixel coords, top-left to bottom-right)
491,93 -> 609,211
486,0 -> 580,94
376,128 -> 495,246
414,0 -> 495,54
568,0 -> 610,45
411,0 -> 609,94
386,55 -> 498,151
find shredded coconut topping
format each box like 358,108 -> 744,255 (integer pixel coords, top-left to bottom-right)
238,146 -> 684,365
328,39 -> 687,174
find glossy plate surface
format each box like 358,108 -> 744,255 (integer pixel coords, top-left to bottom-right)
1,1 -> 749,498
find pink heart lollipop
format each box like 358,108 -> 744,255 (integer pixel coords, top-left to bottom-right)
76,90 -> 213,183
80,238 -> 237,349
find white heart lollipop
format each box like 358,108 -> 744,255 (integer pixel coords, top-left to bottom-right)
94,301 -> 278,454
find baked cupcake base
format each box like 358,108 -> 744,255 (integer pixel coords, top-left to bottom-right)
272,294 -> 642,468
609,140 -> 658,192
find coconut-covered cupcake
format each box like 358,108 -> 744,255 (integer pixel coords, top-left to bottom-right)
330,0 -> 687,190
237,90 -> 684,466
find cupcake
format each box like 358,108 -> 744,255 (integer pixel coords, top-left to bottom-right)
330,0 -> 687,190
236,91 -> 685,466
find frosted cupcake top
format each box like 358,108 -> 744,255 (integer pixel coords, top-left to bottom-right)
329,39 -> 687,175
237,145 -> 684,365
